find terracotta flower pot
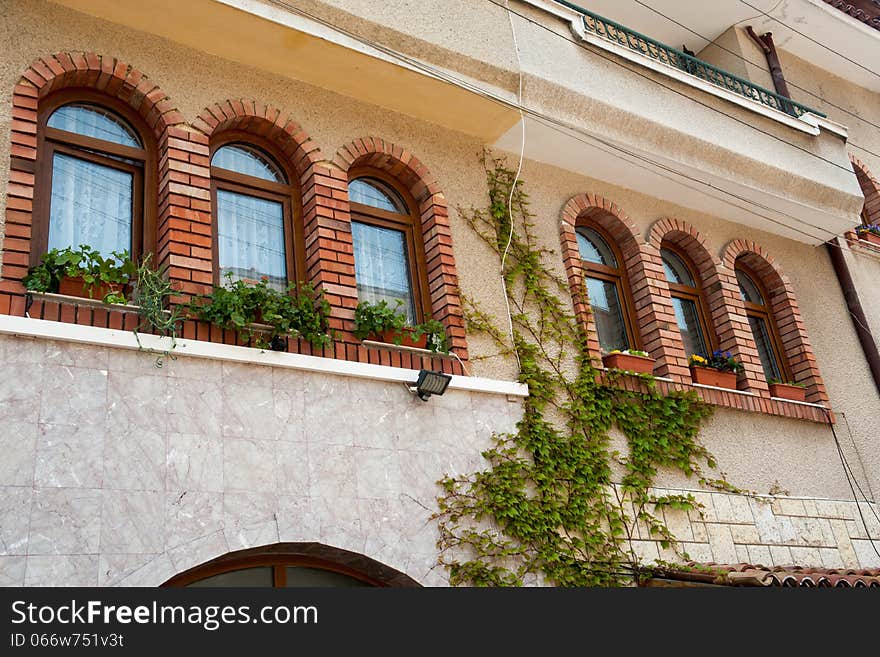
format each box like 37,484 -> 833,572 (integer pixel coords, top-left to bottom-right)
58,275 -> 124,301
602,352 -> 655,375
374,327 -> 428,350
857,230 -> 880,247
690,366 -> 738,390
769,382 -> 806,402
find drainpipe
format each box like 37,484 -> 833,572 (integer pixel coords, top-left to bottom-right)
745,26 -> 794,115
825,237 -> 880,395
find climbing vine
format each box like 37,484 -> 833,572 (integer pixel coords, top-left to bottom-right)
434,153 -> 734,586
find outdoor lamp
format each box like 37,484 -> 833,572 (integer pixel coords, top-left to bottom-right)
411,369 -> 452,401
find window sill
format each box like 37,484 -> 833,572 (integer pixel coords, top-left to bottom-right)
361,338 -> 456,359
26,291 -> 141,314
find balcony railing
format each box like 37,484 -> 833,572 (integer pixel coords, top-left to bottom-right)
555,1 -> 825,119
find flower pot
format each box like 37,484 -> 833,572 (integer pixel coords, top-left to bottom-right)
374,327 -> 428,350
690,366 -> 738,390
857,231 -> 880,247
602,352 -> 655,375
58,275 -> 124,302
769,382 -> 806,402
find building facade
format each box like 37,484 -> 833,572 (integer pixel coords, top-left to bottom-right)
0,0 -> 878,586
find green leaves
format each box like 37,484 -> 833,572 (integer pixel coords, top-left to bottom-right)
435,153 -> 719,587
353,300 -> 450,354
193,273 -> 332,349
23,245 -> 136,302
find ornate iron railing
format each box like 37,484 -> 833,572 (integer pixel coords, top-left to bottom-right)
554,1 -> 825,119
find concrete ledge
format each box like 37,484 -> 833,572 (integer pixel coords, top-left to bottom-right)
0,315 -> 529,398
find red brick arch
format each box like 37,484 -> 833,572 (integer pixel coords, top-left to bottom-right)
330,138 -> 467,360
850,155 -> 880,226
2,52 -> 183,292
648,218 -> 767,393
560,195 -> 687,381
721,240 -> 828,404
166,101 -> 329,299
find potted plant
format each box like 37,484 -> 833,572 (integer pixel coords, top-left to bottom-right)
768,378 -> 806,402
353,300 -> 449,353
855,224 -> 880,246
192,274 -> 332,351
601,349 -> 655,375
688,351 -> 743,389
23,244 -> 135,304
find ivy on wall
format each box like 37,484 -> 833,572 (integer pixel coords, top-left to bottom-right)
434,153 -> 735,586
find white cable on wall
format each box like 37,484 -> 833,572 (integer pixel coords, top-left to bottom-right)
502,0 -> 526,370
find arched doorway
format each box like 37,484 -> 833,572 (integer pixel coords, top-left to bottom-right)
162,542 -> 421,588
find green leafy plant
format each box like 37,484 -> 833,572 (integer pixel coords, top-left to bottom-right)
607,349 -> 649,358
353,299 -> 408,340
353,300 -> 450,353
688,351 -> 744,373
192,274 -> 332,350
434,153 -> 730,587
129,254 -> 184,367
767,378 -> 805,388
22,244 -> 136,303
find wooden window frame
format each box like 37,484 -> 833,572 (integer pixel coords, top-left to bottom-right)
163,553 -> 384,587
209,132 -> 305,288
660,243 -> 717,355
577,222 -> 641,351
736,262 -> 791,382
348,167 -> 432,324
33,89 -> 155,266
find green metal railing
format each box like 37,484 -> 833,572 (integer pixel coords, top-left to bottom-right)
554,1 -> 825,119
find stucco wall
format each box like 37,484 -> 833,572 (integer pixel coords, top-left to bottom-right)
0,2 -> 877,533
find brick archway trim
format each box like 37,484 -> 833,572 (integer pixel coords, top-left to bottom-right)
850,155 -> 880,226
560,194 -> 688,381
331,138 -> 467,359
721,239 -> 828,404
648,217 -> 769,394
3,52 -> 183,292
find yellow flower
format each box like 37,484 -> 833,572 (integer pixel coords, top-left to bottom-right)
689,354 -> 707,365
608,349 -> 621,354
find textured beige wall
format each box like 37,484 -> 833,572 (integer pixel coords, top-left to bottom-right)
0,1 -> 877,502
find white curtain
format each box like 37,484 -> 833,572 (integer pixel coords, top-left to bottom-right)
48,152 -> 132,256
217,189 -> 287,290
351,220 -> 415,323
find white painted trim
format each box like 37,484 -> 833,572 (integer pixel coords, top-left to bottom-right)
692,383 -> 757,397
801,112 -> 849,139
770,396 -> 830,410
520,1 -> 825,136
0,315 -> 528,398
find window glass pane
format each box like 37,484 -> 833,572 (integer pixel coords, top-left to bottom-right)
736,269 -> 765,305
671,296 -> 708,358
212,144 -> 286,183
661,248 -> 696,287
576,227 -> 618,267
186,567 -> 274,587
586,276 -> 629,352
48,104 -> 141,148
48,153 -> 132,256
285,567 -> 369,587
748,315 -> 782,381
217,189 -> 287,290
352,221 -> 416,324
349,178 -> 405,213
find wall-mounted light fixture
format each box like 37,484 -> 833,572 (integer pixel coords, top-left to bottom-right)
410,369 -> 452,401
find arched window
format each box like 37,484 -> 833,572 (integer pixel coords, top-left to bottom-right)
576,225 -> 637,352
348,175 -> 428,324
661,246 -> 713,358
736,265 -> 787,382
36,97 -> 148,261
210,140 -> 300,290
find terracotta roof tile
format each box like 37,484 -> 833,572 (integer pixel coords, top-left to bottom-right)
652,562 -> 880,588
